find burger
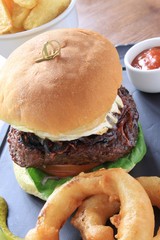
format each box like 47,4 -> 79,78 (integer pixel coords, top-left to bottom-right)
0,29 -> 146,200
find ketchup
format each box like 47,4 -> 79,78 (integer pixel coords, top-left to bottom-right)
131,47 -> 160,70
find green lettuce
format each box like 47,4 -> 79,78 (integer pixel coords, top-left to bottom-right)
27,123 -> 146,200
93,123 -> 146,171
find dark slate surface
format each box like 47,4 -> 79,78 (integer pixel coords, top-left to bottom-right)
0,121 -> 9,156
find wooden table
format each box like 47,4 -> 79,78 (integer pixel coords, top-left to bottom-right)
76,0 -> 160,45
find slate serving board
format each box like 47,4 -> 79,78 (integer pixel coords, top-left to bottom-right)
0,45 -> 160,239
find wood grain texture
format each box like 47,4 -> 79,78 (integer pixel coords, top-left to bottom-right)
76,0 -> 160,45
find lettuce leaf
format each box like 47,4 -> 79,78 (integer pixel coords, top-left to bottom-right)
27,123 -> 146,199
93,123 -> 146,171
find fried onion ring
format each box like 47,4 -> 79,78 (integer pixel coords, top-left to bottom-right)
72,176 -> 160,240
25,168 -> 154,240
153,228 -> 160,240
137,176 -> 160,208
71,194 -> 120,240
137,176 -> 160,239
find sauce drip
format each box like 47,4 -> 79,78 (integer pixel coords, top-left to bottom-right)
131,47 -> 160,70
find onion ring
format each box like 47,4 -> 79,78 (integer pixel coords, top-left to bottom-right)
25,168 -> 154,240
71,194 -> 120,240
72,176 -> 160,240
137,176 -> 160,239
153,228 -> 160,240
137,176 -> 160,208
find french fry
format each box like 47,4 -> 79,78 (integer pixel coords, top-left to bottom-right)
9,26 -> 24,33
3,0 -> 13,14
12,2 -> 30,29
0,0 -> 12,34
23,0 -> 71,30
13,0 -> 37,9
0,0 -> 71,34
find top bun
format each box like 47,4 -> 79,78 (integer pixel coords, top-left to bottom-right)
0,29 -> 122,138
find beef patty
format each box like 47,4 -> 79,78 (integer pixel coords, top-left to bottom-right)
8,86 -> 139,168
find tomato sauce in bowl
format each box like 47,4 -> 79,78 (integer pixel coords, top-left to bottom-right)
124,37 -> 160,93
131,47 -> 160,70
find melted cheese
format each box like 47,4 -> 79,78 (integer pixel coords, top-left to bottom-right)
13,95 -> 123,141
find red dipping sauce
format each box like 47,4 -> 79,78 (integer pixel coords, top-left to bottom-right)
131,47 -> 160,70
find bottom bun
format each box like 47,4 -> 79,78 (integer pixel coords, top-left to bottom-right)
13,163 -> 46,201
13,124 -> 146,201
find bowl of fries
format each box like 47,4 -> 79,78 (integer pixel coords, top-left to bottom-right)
0,0 -> 78,57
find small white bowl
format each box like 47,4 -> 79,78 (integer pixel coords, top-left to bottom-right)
0,0 -> 78,58
124,37 -> 160,93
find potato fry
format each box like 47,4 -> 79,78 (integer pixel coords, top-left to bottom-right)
0,0 -> 12,34
23,0 -> 71,30
12,2 -> 30,29
13,0 -> 37,9
3,0 -> 13,14
9,26 -> 24,33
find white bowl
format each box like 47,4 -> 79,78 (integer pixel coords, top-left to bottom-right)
0,0 -> 78,58
124,37 -> 160,93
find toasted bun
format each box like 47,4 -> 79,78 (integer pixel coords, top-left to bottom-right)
13,163 -> 46,200
0,29 -> 121,137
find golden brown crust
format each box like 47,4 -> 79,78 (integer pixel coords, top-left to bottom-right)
71,194 -> 119,240
25,168 -> 154,240
0,29 -> 121,136
137,176 -> 160,208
